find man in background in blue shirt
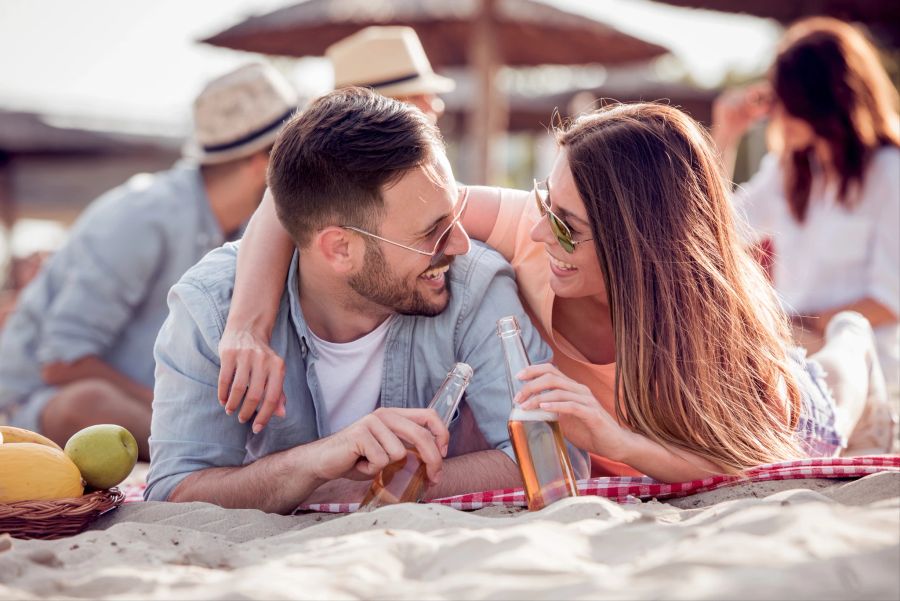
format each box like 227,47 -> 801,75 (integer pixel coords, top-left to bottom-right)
0,63 -> 298,460
146,88 -> 549,512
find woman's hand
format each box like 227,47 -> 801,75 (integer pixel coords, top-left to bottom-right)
217,326 -> 287,433
514,363 -> 631,462
712,82 -> 773,147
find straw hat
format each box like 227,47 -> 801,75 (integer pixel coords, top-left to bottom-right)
185,63 -> 298,165
327,26 -> 455,98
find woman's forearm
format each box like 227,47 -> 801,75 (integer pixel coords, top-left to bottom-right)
798,297 -> 898,335
712,126 -> 742,183
616,429 -> 726,483
230,190 -> 294,337
460,185 -> 501,243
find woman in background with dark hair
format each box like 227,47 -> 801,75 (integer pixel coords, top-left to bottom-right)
713,17 -> 899,447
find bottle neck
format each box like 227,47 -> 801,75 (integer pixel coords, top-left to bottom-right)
499,332 -> 558,422
428,364 -> 472,426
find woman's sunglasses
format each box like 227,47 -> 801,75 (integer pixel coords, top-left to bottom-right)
534,179 -> 592,254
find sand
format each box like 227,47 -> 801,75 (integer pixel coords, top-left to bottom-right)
1,472 -> 898,600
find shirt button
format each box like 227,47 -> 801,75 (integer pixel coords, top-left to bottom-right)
300,337 -> 308,358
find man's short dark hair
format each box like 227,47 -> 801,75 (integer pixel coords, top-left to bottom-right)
268,87 -> 444,247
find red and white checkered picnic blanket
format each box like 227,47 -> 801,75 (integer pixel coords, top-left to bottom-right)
121,455 -> 898,512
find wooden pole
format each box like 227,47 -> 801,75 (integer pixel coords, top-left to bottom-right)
468,0 -> 508,185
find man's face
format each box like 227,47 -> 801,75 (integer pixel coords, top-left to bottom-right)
348,150 -> 470,316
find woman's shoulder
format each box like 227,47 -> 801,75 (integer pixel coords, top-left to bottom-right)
868,145 -> 900,174
861,145 -> 900,203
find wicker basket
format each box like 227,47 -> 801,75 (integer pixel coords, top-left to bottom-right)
0,488 -> 125,540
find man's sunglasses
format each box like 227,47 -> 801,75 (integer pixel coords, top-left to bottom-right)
342,188 -> 469,267
534,179 -> 592,254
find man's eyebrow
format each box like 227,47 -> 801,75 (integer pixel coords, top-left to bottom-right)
416,213 -> 449,237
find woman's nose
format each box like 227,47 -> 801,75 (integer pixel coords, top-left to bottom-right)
529,212 -> 555,245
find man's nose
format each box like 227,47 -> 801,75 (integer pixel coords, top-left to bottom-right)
445,220 -> 471,257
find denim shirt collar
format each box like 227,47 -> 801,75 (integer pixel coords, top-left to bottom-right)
285,250 -> 318,361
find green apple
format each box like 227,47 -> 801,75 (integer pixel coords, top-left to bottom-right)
64,424 -> 138,489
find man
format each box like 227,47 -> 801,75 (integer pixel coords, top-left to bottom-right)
0,63 -> 298,460
214,26 -> 458,421
145,88 -> 549,512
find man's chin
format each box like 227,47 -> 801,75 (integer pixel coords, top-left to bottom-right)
396,286 -> 450,317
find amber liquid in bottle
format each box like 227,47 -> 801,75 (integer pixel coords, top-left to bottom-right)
507,417 -> 578,510
360,449 -> 429,506
498,316 -> 578,511
360,362 -> 473,510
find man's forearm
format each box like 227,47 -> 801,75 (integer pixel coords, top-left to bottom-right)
424,449 -> 522,500
42,355 -> 153,404
168,444 -> 325,514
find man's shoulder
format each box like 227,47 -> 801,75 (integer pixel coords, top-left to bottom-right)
168,242 -> 239,327
439,241 -> 519,325
78,165 -> 202,227
447,241 -> 514,291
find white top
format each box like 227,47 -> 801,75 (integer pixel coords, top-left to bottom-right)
308,316 -> 396,434
733,146 -> 900,390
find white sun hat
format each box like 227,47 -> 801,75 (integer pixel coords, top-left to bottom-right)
327,26 -> 455,98
184,62 -> 299,165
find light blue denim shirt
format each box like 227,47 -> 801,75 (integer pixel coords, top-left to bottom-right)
0,164 -> 224,426
145,241 -> 552,502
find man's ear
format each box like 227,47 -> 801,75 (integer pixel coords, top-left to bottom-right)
250,150 -> 271,179
314,227 -> 358,275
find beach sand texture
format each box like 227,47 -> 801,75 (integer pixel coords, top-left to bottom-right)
1,472 -> 898,600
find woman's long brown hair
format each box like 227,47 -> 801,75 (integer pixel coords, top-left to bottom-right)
772,17 -> 900,222
558,103 -> 803,473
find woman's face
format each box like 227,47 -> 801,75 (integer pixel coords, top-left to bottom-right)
771,102 -> 817,153
529,149 -> 607,300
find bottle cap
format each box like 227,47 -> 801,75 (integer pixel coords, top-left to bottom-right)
450,362 -> 473,382
497,315 -> 521,337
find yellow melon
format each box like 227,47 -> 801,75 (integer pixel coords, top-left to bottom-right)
0,442 -> 85,503
0,425 -> 63,451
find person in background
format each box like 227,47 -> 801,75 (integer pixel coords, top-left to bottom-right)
0,63 -> 298,459
712,18 -> 900,443
0,251 -> 50,329
327,25 -> 454,124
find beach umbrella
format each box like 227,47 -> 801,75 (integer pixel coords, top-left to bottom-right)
654,0 -> 900,46
201,0 -> 668,184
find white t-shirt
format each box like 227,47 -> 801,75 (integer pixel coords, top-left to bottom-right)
733,146 -> 900,391
308,316 -> 396,434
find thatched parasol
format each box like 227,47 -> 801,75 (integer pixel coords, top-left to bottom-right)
654,0 -> 900,46
202,0 -> 668,183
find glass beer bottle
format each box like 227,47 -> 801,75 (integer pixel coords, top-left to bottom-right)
360,362 -> 473,510
498,316 -> 578,510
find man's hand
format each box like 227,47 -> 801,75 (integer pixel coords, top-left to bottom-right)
309,408 -> 450,485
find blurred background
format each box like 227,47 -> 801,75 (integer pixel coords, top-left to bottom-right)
0,0 -> 897,294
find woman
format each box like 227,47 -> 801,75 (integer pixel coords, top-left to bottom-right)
712,18 -> 899,406
216,99 -> 888,482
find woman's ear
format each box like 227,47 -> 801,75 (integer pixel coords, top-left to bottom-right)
315,227 -> 358,275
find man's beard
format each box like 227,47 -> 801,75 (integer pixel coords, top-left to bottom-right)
348,242 -> 451,317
